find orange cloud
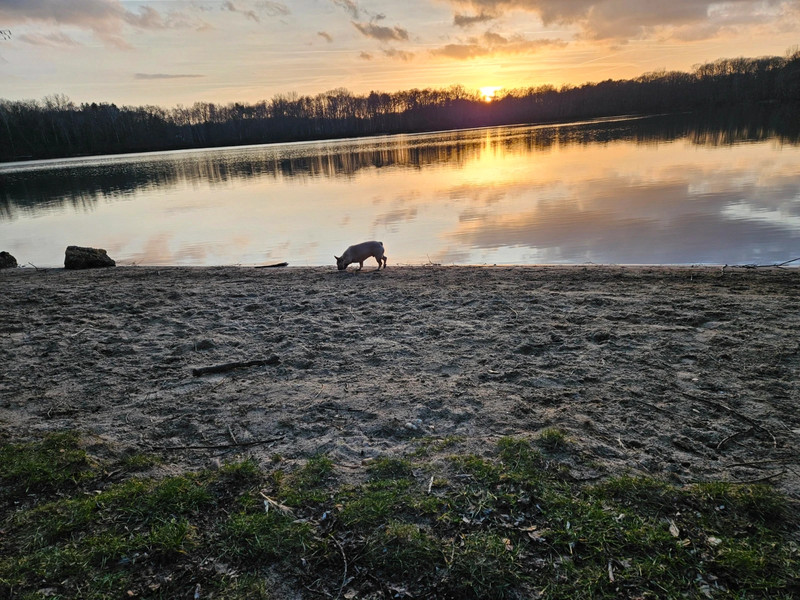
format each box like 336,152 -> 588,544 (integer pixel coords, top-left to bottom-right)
432,31 -> 565,59
445,0 -> 798,42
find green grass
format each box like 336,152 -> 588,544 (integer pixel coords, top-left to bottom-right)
0,432 -> 95,502
537,427 -> 570,452
1,432 -> 798,599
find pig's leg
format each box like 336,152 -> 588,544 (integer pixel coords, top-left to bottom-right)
356,261 -> 364,271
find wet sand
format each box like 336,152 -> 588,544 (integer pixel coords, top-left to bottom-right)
1,265 -> 798,497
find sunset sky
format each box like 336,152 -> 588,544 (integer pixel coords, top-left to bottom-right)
1,0 -> 798,107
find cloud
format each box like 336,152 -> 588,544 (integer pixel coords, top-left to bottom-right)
432,30 -> 565,59
17,31 -> 81,47
222,1 -> 259,22
352,21 -> 409,42
0,0 -> 165,28
331,0 -> 361,19
317,31 -> 333,42
222,1 -> 288,23
134,73 -> 205,80
123,5 -> 166,29
359,51 -> 373,60
454,11 -> 496,27
445,0 -> 796,42
383,48 -> 415,61
0,0 -> 200,47
256,1 -> 290,17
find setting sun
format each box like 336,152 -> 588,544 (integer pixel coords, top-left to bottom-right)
479,86 -> 502,102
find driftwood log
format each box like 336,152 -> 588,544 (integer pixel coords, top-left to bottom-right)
191,355 -> 280,377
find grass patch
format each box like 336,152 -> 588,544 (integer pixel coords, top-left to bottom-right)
537,427 -> 570,452
0,431 -> 95,501
411,435 -> 465,457
367,456 -> 415,481
275,454 -> 334,505
1,432 -> 798,599
120,452 -> 161,472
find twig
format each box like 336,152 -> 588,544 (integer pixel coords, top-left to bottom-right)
732,471 -> 786,484
259,491 -> 293,514
691,470 -> 788,486
726,459 -> 785,468
681,392 -> 776,447
425,254 -> 441,266
192,355 -> 279,376
227,424 -> 237,445
330,535 -> 349,600
716,427 -> 755,450
627,397 -> 669,413
153,435 -> 285,451
254,262 -> 289,269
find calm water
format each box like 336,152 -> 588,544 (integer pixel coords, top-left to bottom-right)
2,113 -> 799,267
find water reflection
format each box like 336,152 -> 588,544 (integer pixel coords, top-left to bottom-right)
1,110 -> 799,267
4,110 -> 798,218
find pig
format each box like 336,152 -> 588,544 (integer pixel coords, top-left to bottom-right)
335,240 -> 387,271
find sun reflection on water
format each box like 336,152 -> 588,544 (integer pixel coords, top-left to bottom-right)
2,114 -> 799,267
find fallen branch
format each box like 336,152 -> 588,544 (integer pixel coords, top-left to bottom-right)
153,435 -> 285,451
192,355 -> 279,376
774,256 -> 800,267
254,262 -> 289,268
727,257 -> 800,270
681,392 -> 776,447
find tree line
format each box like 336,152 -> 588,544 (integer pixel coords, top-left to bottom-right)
1,52 -> 799,162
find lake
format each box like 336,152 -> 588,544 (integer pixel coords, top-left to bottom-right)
2,112 -> 799,268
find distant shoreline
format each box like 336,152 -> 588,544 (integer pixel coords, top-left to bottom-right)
3,50 -> 799,162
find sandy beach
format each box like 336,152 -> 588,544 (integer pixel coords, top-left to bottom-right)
1,265 -> 798,498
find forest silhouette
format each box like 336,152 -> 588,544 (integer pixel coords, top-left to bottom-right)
1,51 -> 799,162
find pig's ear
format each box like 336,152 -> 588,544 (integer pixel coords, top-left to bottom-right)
334,255 -> 339,260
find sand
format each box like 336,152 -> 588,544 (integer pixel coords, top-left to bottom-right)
1,265 -> 798,498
